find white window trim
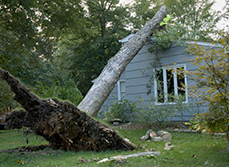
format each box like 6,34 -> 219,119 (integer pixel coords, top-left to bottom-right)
117,80 -> 125,100
154,64 -> 188,105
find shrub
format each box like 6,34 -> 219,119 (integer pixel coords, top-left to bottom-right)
34,79 -> 83,106
135,95 -> 193,126
103,95 -> 193,126
104,97 -> 141,123
0,79 -> 19,111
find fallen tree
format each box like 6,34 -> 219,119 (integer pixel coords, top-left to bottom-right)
0,68 -> 135,151
0,6 -> 168,152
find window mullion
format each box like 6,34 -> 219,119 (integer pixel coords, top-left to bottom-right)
174,68 -> 178,96
153,69 -> 158,103
163,69 -> 167,102
184,65 -> 188,103
117,81 -> 121,100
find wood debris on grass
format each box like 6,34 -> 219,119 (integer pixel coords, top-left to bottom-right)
140,129 -> 172,141
97,151 -> 161,163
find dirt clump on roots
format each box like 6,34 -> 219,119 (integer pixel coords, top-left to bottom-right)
5,109 -> 30,129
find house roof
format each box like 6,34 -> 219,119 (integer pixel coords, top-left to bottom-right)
118,33 -> 135,43
119,34 -> 221,48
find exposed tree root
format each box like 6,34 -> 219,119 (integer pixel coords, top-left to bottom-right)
0,67 -> 135,152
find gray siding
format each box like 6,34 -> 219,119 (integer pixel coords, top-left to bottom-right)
100,41 -> 209,121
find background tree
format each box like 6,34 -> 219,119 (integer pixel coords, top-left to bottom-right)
129,0 -> 156,30
0,80 -> 19,111
129,0 -> 222,40
0,0 -> 84,76
156,0 -> 221,41
185,30 -> 229,151
0,0 -> 85,109
142,0 -> 225,66
56,0 -> 131,95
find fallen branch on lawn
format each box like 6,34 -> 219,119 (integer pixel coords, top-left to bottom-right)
97,151 -> 161,163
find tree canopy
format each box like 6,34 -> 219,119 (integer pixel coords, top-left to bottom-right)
0,0 -> 84,83
0,0 -> 85,108
55,0 -> 131,95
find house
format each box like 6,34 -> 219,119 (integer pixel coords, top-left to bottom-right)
99,34 -> 217,121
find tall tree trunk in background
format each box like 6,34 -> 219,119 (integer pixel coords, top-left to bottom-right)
77,6 -> 168,116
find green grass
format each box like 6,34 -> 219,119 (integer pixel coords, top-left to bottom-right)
0,129 -> 228,167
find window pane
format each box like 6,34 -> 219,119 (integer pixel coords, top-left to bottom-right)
120,81 -> 126,99
167,69 -> 174,102
156,69 -> 164,103
177,67 -> 186,101
120,82 -> 125,92
121,92 -> 126,99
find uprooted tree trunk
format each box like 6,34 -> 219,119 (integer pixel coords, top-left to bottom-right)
78,6 -> 168,116
0,68 -> 135,151
0,6 -> 168,152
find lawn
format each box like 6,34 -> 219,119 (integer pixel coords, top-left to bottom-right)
0,128 -> 228,167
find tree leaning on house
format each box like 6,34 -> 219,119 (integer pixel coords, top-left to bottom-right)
77,6 -> 168,117
185,30 -> 229,151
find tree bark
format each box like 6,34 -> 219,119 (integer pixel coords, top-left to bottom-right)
0,68 -> 135,152
77,6 -> 168,116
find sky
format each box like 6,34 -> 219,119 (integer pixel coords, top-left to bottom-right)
213,0 -> 228,29
119,0 -> 228,30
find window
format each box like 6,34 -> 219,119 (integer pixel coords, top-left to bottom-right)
154,65 -> 187,104
118,80 -> 126,100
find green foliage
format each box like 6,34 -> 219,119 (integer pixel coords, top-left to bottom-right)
0,0 -> 85,92
144,0 -> 223,54
104,95 -> 193,126
129,0 -> 156,30
186,113 -> 209,133
149,21 -> 188,53
0,0 -> 84,56
56,0 -> 131,95
104,97 -> 141,123
130,0 -> 222,41
0,0 -> 55,62
136,95 -> 193,126
201,111 -> 229,133
185,30 -> 229,133
187,110 -> 229,134
34,79 -> 83,106
0,80 -> 19,111
158,0 -> 221,41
